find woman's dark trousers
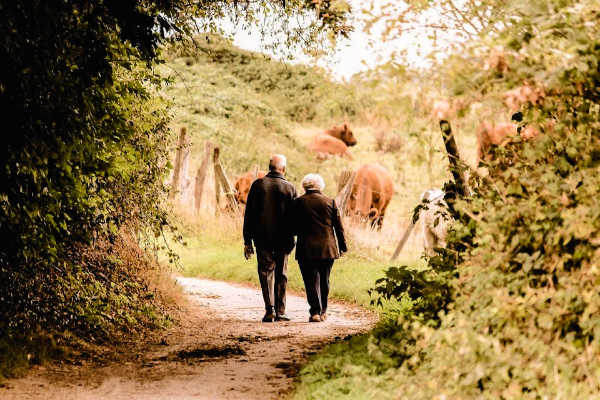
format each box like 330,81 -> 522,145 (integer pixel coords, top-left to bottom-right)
298,259 -> 333,316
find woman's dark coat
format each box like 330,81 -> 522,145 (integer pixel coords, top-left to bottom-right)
290,190 -> 347,260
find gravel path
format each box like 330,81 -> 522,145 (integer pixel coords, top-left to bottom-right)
1,277 -> 376,400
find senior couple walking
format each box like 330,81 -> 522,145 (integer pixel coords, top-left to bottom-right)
243,154 -> 347,323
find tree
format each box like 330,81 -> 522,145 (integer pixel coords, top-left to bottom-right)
0,0 -> 352,338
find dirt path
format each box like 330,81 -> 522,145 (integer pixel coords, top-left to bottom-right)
1,277 -> 376,400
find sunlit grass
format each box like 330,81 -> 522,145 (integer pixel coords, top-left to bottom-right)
166,213 -> 424,308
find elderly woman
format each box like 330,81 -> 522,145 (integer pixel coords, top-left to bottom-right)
291,173 -> 347,322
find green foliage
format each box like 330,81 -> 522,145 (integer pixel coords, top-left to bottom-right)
0,2 -> 180,357
166,35 -> 364,123
296,1 -> 600,398
1,0 -> 176,280
369,260 -> 453,324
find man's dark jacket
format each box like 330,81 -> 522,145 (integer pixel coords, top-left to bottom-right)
291,190 -> 347,261
243,171 -> 297,252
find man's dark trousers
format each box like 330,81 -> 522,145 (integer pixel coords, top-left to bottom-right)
257,249 -> 288,314
298,259 -> 333,316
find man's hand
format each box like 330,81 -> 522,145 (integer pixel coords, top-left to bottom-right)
244,244 -> 254,260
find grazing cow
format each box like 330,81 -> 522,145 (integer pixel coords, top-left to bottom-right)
503,84 -> 545,112
477,119 -> 545,162
309,123 -> 357,159
347,163 -> 394,230
234,170 -> 266,207
419,189 -> 451,256
477,122 -> 518,162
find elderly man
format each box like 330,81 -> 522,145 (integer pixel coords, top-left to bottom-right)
291,174 -> 347,322
243,154 -> 297,322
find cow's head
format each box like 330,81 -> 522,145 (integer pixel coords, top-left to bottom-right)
340,123 -> 357,147
234,179 -> 246,205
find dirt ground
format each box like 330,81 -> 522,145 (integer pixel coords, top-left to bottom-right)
1,277 -> 376,400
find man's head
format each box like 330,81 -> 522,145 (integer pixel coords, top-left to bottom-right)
301,173 -> 325,193
269,154 -> 287,174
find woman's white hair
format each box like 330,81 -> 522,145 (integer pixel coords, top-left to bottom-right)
301,173 -> 325,192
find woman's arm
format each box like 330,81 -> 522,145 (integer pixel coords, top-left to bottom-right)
332,200 -> 348,254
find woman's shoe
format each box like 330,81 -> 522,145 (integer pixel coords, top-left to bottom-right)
320,313 -> 327,321
309,314 -> 321,322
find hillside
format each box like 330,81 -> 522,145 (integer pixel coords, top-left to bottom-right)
160,36 -> 479,252
160,35 -> 361,184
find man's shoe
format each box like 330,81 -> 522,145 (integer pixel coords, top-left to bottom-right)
262,310 -> 275,323
275,314 -> 291,321
320,313 -> 327,321
309,314 -> 321,323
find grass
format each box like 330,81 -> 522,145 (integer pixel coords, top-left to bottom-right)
291,335 -> 400,400
169,213 -> 423,308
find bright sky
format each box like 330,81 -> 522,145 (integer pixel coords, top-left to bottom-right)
227,1 -> 460,81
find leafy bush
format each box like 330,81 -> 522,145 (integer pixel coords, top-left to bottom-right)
295,1 -> 600,398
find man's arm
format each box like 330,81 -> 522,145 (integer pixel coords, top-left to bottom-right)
332,199 -> 348,254
243,181 -> 259,246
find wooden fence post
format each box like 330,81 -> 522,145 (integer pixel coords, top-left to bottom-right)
194,142 -> 213,214
391,120 -> 467,260
439,120 -> 466,196
390,220 -> 416,261
213,147 -> 240,215
337,170 -> 352,194
335,171 -> 356,214
169,127 -> 188,199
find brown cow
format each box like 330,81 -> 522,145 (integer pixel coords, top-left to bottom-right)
324,123 -> 357,146
310,134 -> 353,159
347,164 -> 394,230
477,121 -> 517,161
309,123 -> 357,159
234,170 -> 266,207
477,120 -> 544,162
503,84 -> 545,112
